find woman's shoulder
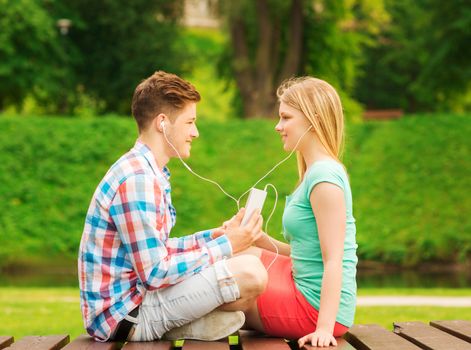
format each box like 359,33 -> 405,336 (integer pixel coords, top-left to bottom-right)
307,159 -> 346,177
304,159 -> 348,191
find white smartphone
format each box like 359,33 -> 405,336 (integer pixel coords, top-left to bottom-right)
241,188 -> 267,226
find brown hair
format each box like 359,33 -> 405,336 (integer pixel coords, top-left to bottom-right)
132,71 -> 201,132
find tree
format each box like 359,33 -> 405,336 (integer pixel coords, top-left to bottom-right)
417,0 -> 471,111
219,0 -> 387,119
354,0 -> 471,112
0,0 -> 65,111
0,0 -> 188,115
219,0 -> 303,118
57,0 -> 187,114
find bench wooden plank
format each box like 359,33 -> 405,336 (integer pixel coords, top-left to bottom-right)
0,337 -> 14,350
301,338 -> 357,349
363,109 -> 403,120
121,341 -> 172,349
61,335 -> 122,349
240,337 -> 290,350
394,321 -> 471,349
239,334 -> 290,350
345,324 -> 421,350
5,335 -> 69,350
430,320 -> 471,343
182,340 -> 229,349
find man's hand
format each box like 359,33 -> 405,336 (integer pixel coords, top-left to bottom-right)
211,227 -> 226,239
298,328 -> 337,348
223,208 -> 263,254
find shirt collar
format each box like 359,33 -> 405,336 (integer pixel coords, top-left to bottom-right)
133,139 -> 171,187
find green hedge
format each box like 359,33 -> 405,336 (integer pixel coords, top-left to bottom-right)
0,114 -> 469,267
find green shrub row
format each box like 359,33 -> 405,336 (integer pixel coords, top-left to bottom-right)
0,114 -> 469,267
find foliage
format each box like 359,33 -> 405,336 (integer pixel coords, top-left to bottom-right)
54,0 -> 187,114
354,0 -> 471,112
0,0 -> 187,115
218,0 -> 387,120
346,114 -> 471,265
179,28 -> 237,121
0,0 -> 65,110
303,0 -> 388,94
303,0 -> 388,122
0,114 -> 470,268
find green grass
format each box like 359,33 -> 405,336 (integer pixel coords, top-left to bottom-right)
358,288 -> 471,296
0,288 -> 469,339
355,306 -> 471,331
0,288 -> 83,339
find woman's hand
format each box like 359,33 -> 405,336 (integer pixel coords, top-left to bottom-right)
298,328 -> 337,348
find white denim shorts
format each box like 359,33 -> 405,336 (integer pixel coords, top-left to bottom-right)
125,259 -> 239,341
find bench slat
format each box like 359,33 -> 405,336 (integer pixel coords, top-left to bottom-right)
61,335 -> 122,350
240,338 -> 290,350
239,333 -> 290,350
0,337 -> 14,350
301,338 -> 357,349
430,320 -> 471,343
121,341 -> 172,349
5,335 -> 69,350
394,321 -> 471,349
345,324 -> 421,350
182,340 -> 229,349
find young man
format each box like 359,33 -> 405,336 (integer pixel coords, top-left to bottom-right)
79,71 -> 267,342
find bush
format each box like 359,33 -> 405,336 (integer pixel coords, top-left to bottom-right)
0,114 -> 469,268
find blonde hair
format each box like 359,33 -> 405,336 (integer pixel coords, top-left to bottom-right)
277,76 -> 345,184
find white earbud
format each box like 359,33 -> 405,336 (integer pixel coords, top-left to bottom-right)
160,121 -> 166,131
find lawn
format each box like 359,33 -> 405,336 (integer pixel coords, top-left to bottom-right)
1,287 -> 470,339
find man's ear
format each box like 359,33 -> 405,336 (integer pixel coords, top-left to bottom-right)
155,113 -> 166,133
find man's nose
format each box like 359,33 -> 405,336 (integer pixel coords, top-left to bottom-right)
192,125 -> 199,138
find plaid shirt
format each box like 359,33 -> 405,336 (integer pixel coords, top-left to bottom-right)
78,140 -> 232,341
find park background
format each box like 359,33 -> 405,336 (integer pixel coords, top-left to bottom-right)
0,0 -> 470,339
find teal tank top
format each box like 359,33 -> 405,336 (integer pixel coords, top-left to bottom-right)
282,160 -> 358,327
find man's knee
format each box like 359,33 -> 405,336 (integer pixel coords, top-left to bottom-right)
227,255 -> 268,297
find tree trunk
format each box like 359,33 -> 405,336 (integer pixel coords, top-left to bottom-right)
277,0 -> 303,86
229,0 -> 304,119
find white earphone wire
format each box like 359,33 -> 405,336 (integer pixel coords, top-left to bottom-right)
161,122 -> 313,271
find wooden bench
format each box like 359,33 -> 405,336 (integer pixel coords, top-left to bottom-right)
1,320 -> 470,349
363,109 -> 403,120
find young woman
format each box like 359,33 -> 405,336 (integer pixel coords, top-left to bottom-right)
243,77 -> 358,348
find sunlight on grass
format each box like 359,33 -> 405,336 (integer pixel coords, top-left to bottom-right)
355,306 -> 471,331
1,287 -> 469,339
0,288 -> 83,339
358,288 -> 471,296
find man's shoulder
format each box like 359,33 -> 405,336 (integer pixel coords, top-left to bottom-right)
93,149 -> 157,202
106,149 -> 154,184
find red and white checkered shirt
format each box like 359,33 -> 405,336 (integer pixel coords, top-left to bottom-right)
78,139 -> 232,341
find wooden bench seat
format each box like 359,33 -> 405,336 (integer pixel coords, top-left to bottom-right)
1,320 -> 470,350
